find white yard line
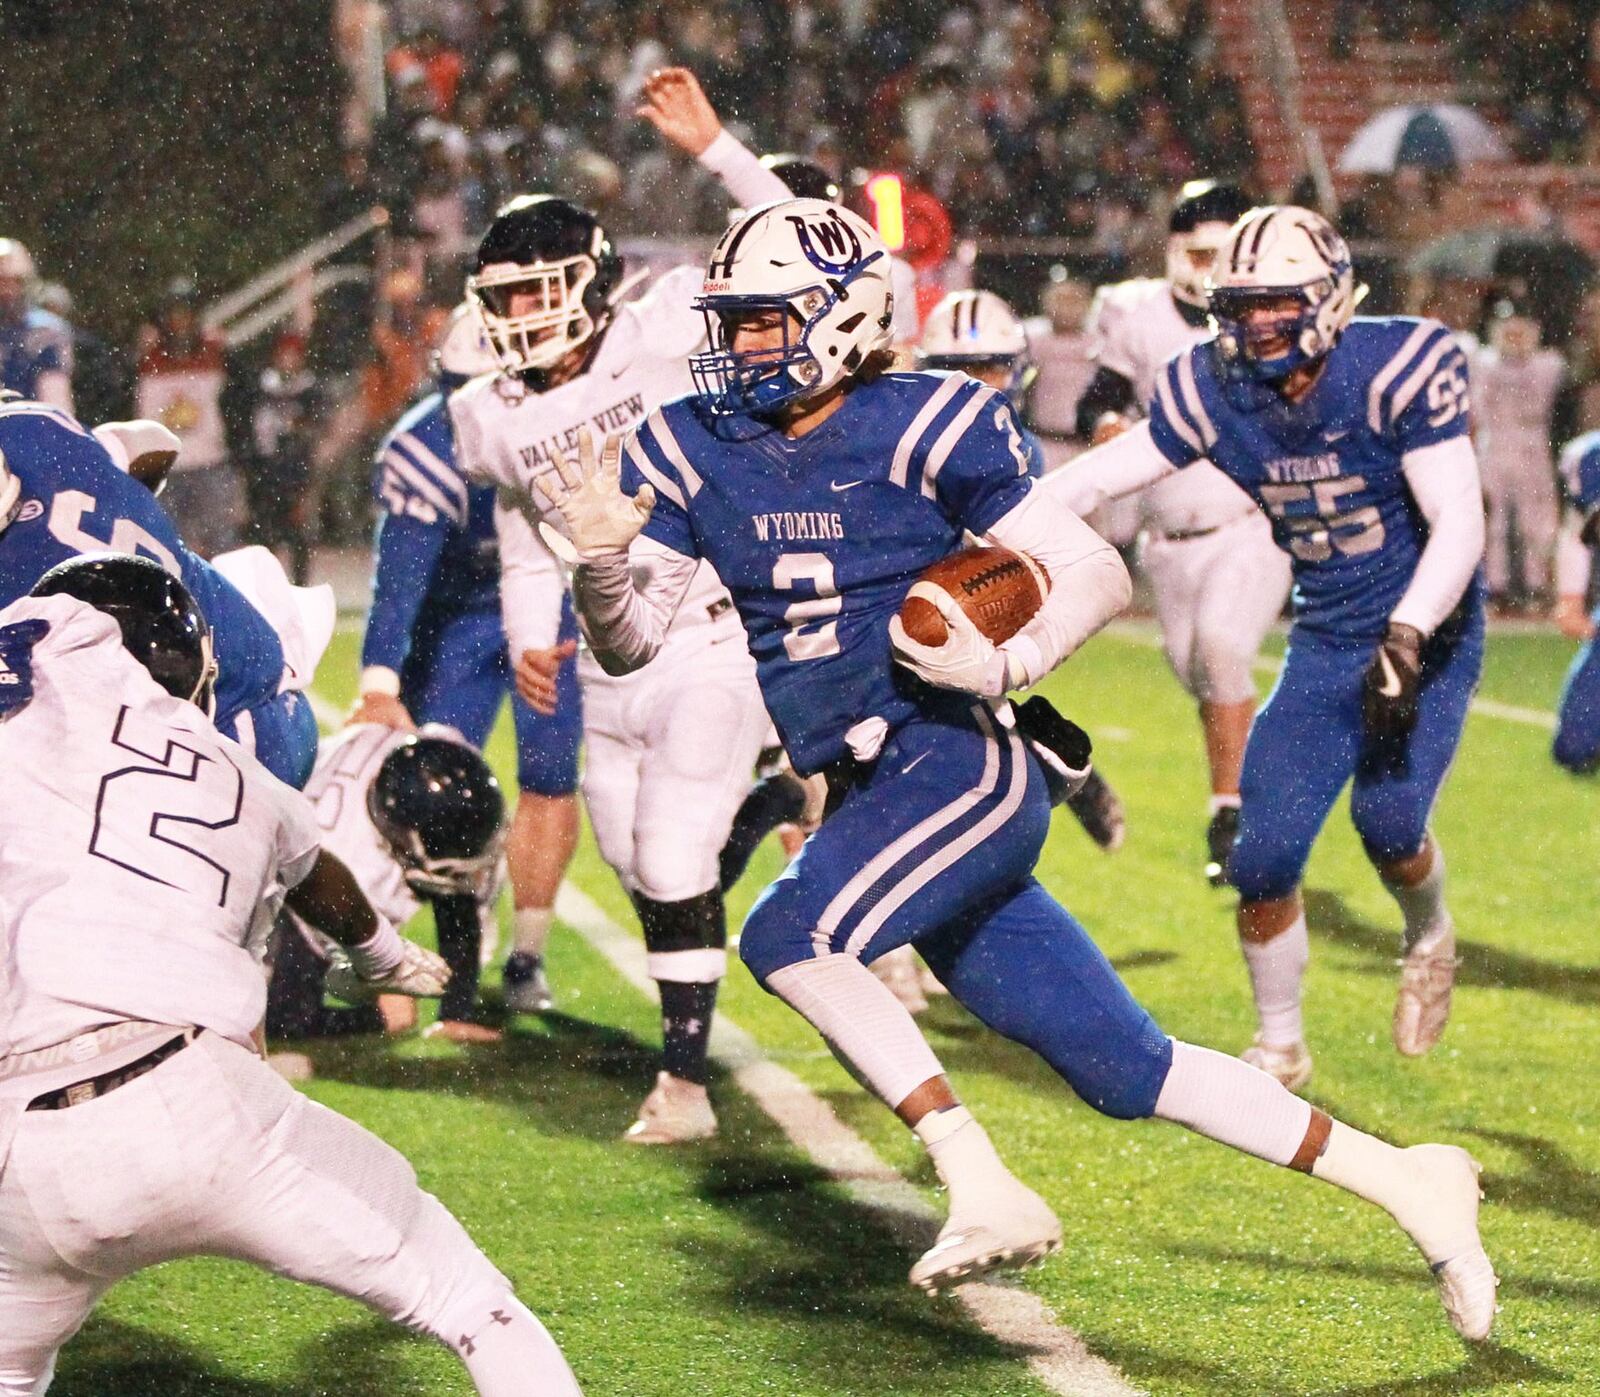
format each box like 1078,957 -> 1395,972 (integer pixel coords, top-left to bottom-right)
554,883 -> 1145,1397
1104,620 -> 1559,732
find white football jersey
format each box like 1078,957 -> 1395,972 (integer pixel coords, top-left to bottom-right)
0,595 -> 320,1054
1088,277 -> 1257,534
450,265 -> 741,659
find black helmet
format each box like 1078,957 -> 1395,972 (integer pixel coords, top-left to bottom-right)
367,732 -> 505,898
467,194 -> 624,376
31,553 -> 216,713
760,154 -> 841,203
1168,180 -> 1252,234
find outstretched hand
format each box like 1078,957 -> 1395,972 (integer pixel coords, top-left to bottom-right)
535,428 -> 655,561
635,67 -> 722,157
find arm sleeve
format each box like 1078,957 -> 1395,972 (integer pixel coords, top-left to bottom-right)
359,512 -> 448,676
1391,435 -> 1486,635
572,536 -> 699,675
1037,419 -> 1178,517
984,485 -> 1133,688
494,494 -> 569,656
697,128 -> 793,209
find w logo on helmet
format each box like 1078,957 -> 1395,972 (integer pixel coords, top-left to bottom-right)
787,210 -> 862,274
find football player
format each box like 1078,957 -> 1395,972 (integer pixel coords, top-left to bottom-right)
451,183 -> 783,1143
350,304 -> 580,1018
1052,181 -> 1292,884
1553,430 -> 1600,772
1061,207 -> 1486,1088
1470,299 -> 1565,606
918,287 -> 1127,855
0,394 -> 319,787
272,725 -> 508,1044
0,559 -> 580,1395
535,198 -> 1496,1339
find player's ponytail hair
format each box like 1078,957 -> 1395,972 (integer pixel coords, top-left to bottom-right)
851,347 -> 900,387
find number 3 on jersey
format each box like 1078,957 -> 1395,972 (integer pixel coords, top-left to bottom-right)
773,552 -> 841,660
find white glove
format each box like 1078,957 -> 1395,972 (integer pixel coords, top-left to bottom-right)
887,583 -> 1012,697
533,428 -> 655,561
325,925 -> 451,1002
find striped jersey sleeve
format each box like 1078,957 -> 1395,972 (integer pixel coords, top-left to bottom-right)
1147,346 -> 1219,468
1560,430 -> 1600,512
1364,319 -> 1472,450
373,401 -> 469,528
885,373 -> 1034,532
623,406 -> 702,559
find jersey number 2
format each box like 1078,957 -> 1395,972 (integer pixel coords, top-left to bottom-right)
90,706 -> 245,906
773,553 -> 841,661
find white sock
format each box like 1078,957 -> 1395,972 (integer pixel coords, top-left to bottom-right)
1311,1121 -> 1478,1263
1153,1039 -> 1312,1166
1208,793 -> 1242,816
913,1106 -> 1017,1213
1380,844 -> 1450,953
453,1293 -> 583,1397
765,953 -> 945,1108
1240,914 -> 1309,1045
513,907 -> 553,958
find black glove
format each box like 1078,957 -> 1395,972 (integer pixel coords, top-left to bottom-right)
1362,622 -> 1424,749
1014,695 -> 1094,802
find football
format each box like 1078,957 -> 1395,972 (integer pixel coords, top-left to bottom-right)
898,544 -> 1049,647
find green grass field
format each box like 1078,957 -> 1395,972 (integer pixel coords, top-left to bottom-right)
55,623 -> 1600,1396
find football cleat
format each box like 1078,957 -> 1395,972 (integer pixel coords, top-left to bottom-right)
1389,1145 -> 1498,1341
1240,1034 -> 1313,1091
502,951 -> 555,1014
1064,769 -> 1126,851
1204,804 -> 1240,886
423,1019 -> 504,1045
623,1071 -> 717,1145
910,1185 -> 1062,1295
1393,922 -> 1458,1057
871,945 -> 929,1015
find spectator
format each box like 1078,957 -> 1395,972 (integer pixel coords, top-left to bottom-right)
250,332 -> 319,586
1024,273 -> 1099,471
0,239 -> 73,412
134,278 -> 238,556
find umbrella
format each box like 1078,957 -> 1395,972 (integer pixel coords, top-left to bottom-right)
1338,104 -> 1510,174
1406,227 -> 1595,283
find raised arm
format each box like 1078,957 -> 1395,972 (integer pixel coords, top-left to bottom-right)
636,66 -> 793,209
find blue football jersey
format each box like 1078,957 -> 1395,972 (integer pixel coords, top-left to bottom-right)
363,391 -> 500,673
624,371 -> 1036,773
0,310 -> 71,400
1559,429 -> 1600,515
1148,317 -> 1479,641
0,400 -> 284,726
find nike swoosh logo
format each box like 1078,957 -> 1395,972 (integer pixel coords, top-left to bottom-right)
1375,649 -> 1403,698
901,752 -> 932,775
1326,429 -> 1350,442
830,479 -> 865,492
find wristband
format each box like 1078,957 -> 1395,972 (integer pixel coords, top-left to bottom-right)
346,918 -> 404,980
359,666 -> 402,697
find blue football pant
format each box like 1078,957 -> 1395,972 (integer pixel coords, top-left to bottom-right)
1229,617 -> 1484,902
1554,619 -> 1600,773
741,707 -> 1172,1121
400,600 -> 581,797
220,689 -> 319,790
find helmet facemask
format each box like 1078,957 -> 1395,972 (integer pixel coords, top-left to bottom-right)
1165,223 -> 1232,308
391,824 -> 506,900
468,253 -> 600,375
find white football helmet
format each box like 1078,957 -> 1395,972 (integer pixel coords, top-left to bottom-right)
1165,181 -> 1252,308
916,290 -> 1034,397
1207,205 -> 1357,383
435,301 -> 500,388
691,198 -> 894,417
0,239 -> 36,284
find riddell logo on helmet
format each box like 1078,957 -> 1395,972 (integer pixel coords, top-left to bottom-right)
702,280 -> 733,293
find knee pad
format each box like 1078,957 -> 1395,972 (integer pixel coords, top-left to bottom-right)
1351,792 -> 1431,867
1226,833 -> 1305,903
635,890 -> 727,984
1065,1016 -> 1174,1120
633,834 -> 721,905
737,887 -> 815,988
400,1194 -> 515,1344
1192,643 -> 1255,706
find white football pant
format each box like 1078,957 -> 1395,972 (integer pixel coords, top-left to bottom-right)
1139,510 -> 1290,705
0,1033 -> 580,1396
581,636 -> 770,903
